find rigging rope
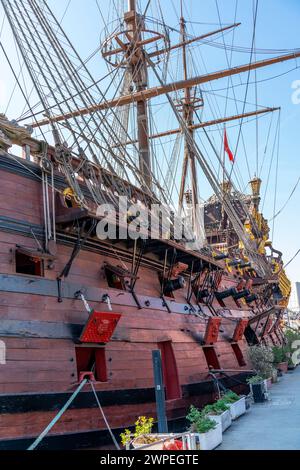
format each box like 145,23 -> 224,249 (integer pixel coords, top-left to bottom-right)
271,110 -> 280,240
229,0 -> 259,182
90,381 -> 120,450
146,51 -> 271,277
269,176 -> 300,222
284,249 -> 300,270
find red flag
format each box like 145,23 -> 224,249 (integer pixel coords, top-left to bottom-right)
224,129 -> 234,163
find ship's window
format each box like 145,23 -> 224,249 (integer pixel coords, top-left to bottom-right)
203,346 -> 220,370
158,341 -> 181,400
231,343 -> 246,367
105,267 -> 126,290
75,347 -> 107,382
15,251 -> 44,277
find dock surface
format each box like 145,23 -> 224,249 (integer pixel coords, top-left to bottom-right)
218,367 -> 300,450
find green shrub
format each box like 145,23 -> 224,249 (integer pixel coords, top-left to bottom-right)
193,416 -> 217,434
272,346 -> 287,364
222,391 -> 241,403
283,329 -> 300,366
202,399 -> 229,416
247,375 -> 264,385
186,405 -> 202,424
186,405 -> 216,434
120,416 -> 154,447
247,345 -> 274,379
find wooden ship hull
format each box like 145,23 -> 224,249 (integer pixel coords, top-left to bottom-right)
0,150 -> 285,450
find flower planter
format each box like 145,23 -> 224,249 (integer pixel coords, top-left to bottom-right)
189,423 -> 222,450
131,434 -> 177,450
229,396 -> 246,420
277,362 -> 288,373
208,409 -> 232,432
251,382 -> 267,403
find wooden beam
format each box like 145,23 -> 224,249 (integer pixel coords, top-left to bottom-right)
148,23 -> 241,59
0,319 -> 82,339
112,107 -> 280,146
31,50 -> 300,128
102,21 -> 239,60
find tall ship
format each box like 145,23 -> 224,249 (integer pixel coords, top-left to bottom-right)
0,0 -> 294,450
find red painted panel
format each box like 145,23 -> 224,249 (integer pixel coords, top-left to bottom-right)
231,343 -> 246,367
203,346 -> 220,370
232,319 -> 249,342
158,341 -> 181,400
80,311 -> 121,343
204,318 -> 222,344
95,349 -> 108,382
75,347 -> 107,382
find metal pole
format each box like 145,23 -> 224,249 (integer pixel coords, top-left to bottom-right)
152,350 -> 168,433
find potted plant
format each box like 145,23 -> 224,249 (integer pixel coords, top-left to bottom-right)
187,405 -> 222,450
222,391 -> 246,420
202,398 -> 232,432
120,416 -> 167,450
272,346 -> 288,373
247,375 -> 266,403
248,345 -> 274,385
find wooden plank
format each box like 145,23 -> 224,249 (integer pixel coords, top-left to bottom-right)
0,274 -> 201,315
1,337 -> 74,350
6,349 -> 74,361
0,369 -> 77,384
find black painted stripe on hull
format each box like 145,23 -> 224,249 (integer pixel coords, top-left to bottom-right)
0,373 -> 250,414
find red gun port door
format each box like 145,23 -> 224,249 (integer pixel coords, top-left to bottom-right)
158,341 -> 181,400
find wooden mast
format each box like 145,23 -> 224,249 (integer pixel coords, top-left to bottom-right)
178,8 -> 199,221
126,0 -> 152,189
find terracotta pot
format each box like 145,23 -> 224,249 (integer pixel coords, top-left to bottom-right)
277,362 -> 288,373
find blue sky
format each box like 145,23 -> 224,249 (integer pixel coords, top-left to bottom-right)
1,0 -> 300,291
